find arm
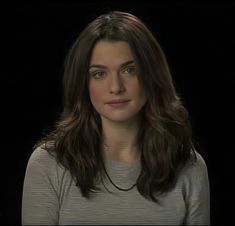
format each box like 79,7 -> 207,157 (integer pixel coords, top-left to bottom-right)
184,153 -> 210,225
22,149 -> 59,225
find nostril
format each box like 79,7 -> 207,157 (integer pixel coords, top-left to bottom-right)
109,79 -> 125,94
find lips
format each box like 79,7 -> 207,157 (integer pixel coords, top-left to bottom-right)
105,99 -> 130,104
105,99 -> 130,108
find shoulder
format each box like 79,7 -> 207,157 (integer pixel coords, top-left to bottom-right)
185,151 -> 208,176
178,150 -> 210,193
27,144 -> 56,166
24,144 -> 72,189
26,144 -> 64,176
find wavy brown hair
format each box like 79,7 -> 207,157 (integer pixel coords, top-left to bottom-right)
36,11 -> 196,202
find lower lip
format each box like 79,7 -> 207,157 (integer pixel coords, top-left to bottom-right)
107,101 -> 130,108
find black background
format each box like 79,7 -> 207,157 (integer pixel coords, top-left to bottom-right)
1,1 -> 234,225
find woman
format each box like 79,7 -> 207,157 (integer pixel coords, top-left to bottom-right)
22,11 -> 210,225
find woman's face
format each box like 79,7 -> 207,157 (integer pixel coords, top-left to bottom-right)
88,40 -> 146,124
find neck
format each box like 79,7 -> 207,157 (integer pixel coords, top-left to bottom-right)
101,117 -> 140,163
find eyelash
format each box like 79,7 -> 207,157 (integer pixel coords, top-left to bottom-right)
121,66 -> 136,75
90,71 -> 106,79
90,66 -> 136,79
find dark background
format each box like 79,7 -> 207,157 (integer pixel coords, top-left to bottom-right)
1,1 -> 234,225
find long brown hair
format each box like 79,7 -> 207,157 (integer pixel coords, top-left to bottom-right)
36,11 -> 196,202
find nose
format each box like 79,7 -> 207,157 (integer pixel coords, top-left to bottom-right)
109,73 -> 125,94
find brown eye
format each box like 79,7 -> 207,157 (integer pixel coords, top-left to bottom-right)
121,66 -> 136,75
90,71 -> 106,79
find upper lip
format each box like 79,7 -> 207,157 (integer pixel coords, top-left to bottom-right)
106,99 -> 130,104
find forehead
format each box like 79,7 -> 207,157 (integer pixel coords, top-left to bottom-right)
90,40 -> 134,65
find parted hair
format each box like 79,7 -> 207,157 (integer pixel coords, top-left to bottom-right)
35,11 -> 196,202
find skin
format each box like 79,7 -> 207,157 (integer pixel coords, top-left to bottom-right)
88,41 -> 146,162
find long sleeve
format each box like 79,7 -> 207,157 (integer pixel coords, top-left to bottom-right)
22,148 -> 60,225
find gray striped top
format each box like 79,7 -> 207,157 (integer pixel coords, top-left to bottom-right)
22,147 -> 210,225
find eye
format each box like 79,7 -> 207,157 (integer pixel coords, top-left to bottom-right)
90,71 -> 106,79
121,66 -> 136,75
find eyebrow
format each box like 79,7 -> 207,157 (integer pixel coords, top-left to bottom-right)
89,60 -> 135,69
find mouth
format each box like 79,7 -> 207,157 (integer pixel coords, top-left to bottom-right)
105,100 -> 130,108
106,100 -> 130,104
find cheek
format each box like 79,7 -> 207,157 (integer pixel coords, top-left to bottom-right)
129,81 -> 146,100
89,83 -> 104,104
